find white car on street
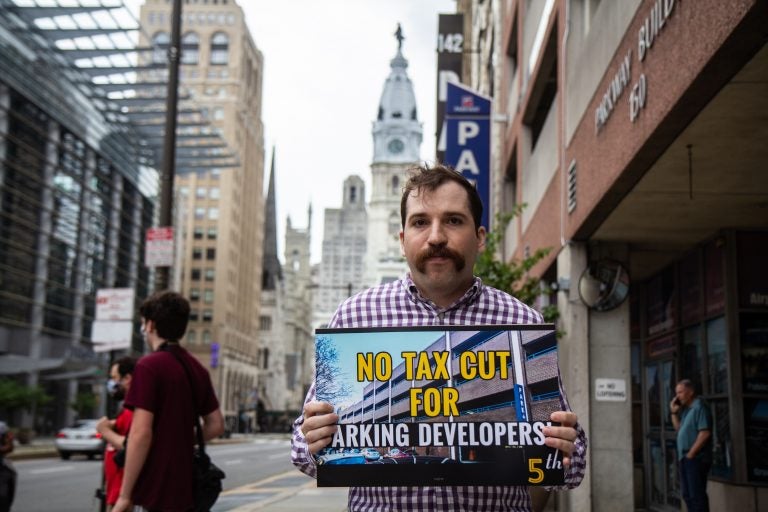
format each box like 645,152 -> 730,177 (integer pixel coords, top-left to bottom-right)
54,419 -> 105,460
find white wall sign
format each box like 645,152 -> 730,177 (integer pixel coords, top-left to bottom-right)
91,320 -> 133,352
595,378 -> 627,402
95,288 -> 135,321
145,226 -> 175,267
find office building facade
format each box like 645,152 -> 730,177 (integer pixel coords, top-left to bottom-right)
139,0 -> 265,428
0,1 -> 157,430
451,0 -> 768,510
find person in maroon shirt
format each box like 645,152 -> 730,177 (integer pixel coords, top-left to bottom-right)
113,291 -> 224,512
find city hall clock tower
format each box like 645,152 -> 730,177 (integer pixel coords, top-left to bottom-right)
366,24 -> 423,286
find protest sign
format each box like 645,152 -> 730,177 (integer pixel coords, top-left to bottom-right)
314,324 -> 566,487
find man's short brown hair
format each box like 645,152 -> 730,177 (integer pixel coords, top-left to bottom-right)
400,163 -> 483,230
114,356 -> 138,378
139,291 -> 190,342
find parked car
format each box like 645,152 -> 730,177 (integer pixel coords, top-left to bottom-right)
54,419 -> 104,460
362,448 -> 381,461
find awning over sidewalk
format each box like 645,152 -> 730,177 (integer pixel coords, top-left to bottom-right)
0,354 -> 64,375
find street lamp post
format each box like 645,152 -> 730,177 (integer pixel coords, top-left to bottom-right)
155,0 -> 183,291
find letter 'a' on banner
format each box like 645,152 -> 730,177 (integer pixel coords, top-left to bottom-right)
444,82 -> 492,230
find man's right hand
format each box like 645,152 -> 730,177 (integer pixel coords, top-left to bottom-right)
95,416 -> 113,435
300,401 -> 338,455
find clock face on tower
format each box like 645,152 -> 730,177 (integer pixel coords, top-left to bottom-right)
387,138 -> 405,155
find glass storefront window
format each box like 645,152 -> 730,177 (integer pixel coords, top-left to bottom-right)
682,325 -> 703,393
647,266 -> 676,337
632,403 -> 643,463
665,439 -> 681,508
649,438 -> 663,504
744,399 -> 768,483
646,365 -> 661,428
711,398 -> 732,479
704,239 -> 725,316
707,317 -> 727,394
741,313 -> 768,394
679,251 -> 703,325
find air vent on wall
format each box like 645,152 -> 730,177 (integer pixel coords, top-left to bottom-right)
567,159 -> 577,214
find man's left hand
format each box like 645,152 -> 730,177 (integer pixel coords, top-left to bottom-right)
111,496 -> 132,512
543,411 -> 579,468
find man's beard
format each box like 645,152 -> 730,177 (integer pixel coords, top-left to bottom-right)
414,244 -> 465,274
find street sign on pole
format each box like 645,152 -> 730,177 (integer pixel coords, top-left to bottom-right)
444,81 -> 492,229
145,226 -> 175,268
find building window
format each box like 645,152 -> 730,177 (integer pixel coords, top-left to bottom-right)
203,289 -> 214,303
190,288 -> 200,301
206,248 -> 216,260
202,330 -> 212,344
260,315 -> 272,331
192,248 -> 203,260
202,309 -> 213,322
190,309 -> 199,321
191,268 -> 201,280
152,32 -> 170,64
181,32 -> 199,64
196,186 -> 206,199
194,207 -> 205,219
187,330 -> 197,343
388,211 -> 400,236
213,107 -> 224,121
210,32 -> 229,65
209,187 -> 220,200
523,29 -> 557,149
205,268 -> 215,281
208,207 -> 219,220
391,175 -> 399,195
207,227 -> 217,239
193,226 -> 204,239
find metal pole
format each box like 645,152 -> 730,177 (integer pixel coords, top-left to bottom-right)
155,0 -> 183,291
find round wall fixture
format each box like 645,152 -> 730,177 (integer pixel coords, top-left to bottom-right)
578,259 -> 630,312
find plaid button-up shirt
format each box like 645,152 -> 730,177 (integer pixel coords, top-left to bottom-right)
291,275 -> 588,512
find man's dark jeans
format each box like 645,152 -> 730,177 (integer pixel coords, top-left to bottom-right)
680,456 -> 711,512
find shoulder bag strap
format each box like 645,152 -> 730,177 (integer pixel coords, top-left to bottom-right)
166,346 -> 207,454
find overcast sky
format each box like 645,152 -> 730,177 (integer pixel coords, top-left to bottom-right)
241,1 -> 456,263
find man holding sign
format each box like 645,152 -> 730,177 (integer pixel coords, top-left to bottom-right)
291,164 -> 587,510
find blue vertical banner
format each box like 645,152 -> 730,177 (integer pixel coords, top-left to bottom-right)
444,82 -> 492,229
210,342 -> 220,368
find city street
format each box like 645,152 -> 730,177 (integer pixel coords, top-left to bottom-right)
12,437 -> 297,512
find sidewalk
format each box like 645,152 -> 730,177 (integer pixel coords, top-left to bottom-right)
218,471 -> 348,512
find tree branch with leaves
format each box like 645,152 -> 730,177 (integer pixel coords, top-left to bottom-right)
474,207 -> 560,325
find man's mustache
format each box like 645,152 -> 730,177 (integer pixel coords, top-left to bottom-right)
414,244 -> 465,272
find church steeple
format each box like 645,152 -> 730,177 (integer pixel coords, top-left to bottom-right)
372,23 -> 423,164
262,146 -> 283,290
